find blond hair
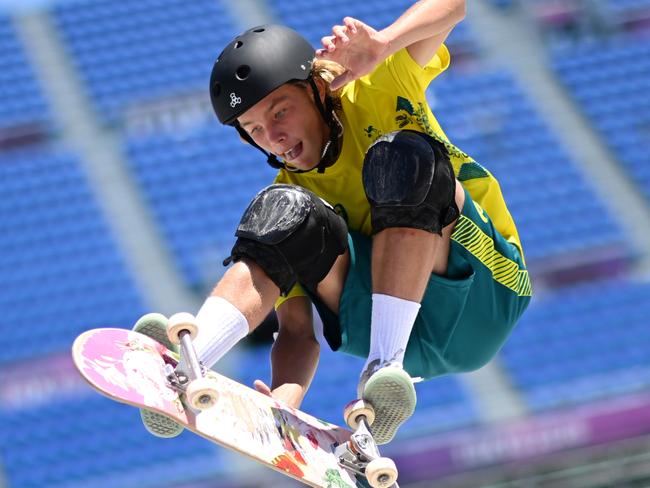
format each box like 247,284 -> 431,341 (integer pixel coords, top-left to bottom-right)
289,58 -> 346,113
311,58 -> 346,108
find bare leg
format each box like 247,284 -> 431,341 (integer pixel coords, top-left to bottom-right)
372,180 -> 465,299
315,181 -> 465,312
359,181 -> 466,444
315,251 -> 350,314
213,258 -> 280,333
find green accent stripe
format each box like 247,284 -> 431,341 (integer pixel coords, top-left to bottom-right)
452,215 -> 532,297
457,161 -> 490,181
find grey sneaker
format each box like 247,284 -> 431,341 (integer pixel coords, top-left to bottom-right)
133,313 -> 184,438
358,361 -> 416,445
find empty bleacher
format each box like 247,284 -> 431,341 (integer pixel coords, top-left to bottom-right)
1,0 -> 649,486
0,147 -> 146,364
1,393 -> 223,488
51,0 -> 238,124
552,36 -> 650,203
500,278 -> 650,411
123,123 -> 277,289
0,12 -> 53,143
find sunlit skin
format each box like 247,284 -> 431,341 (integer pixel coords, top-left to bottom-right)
238,82 -> 330,172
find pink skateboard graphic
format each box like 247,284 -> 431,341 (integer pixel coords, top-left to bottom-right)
72,327 -> 398,487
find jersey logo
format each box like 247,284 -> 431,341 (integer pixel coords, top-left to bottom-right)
395,96 -> 471,161
364,125 -> 380,138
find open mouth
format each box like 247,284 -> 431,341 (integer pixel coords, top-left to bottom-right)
283,142 -> 303,162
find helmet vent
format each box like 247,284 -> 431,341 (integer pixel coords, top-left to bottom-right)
236,65 -> 251,80
234,40 -> 243,49
253,28 -> 265,33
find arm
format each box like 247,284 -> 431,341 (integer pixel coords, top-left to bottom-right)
317,0 -> 466,88
382,0 -> 466,66
255,295 -> 319,409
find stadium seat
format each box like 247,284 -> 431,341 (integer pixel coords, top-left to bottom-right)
0,13 -> 53,133
500,279 -> 650,411
0,147 -> 146,364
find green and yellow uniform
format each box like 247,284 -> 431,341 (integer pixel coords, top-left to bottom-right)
275,45 -> 532,379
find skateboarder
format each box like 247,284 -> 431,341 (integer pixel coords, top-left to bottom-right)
136,0 -> 531,444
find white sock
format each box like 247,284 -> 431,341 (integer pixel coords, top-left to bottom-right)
191,296 -> 249,368
365,293 -> 421,370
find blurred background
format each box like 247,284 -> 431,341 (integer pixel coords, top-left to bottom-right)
0,0 -> 649,486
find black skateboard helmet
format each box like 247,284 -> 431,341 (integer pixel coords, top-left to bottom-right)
210,24 -> 315,125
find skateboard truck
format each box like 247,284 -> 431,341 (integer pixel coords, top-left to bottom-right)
165,312 -> 219,410
336,400 -> 399,488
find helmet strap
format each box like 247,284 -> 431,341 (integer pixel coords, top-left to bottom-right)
234,124 -> 284,169
307,76 -> 343,174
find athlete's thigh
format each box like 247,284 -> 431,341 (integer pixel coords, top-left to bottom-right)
315,248 -> 350,315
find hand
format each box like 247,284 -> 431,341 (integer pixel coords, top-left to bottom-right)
316,17 -> 391,90
253,379 -> 303,409
253,379 -> 273,397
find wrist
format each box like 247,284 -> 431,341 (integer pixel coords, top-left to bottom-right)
376,28 -> 398,59
271,383 -> 305,409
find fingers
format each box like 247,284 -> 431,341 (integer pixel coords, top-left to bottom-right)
318,17 -> 362,56
253,379 -> 272,397
318,35 -> 337,54
332,24 -> 349,44
343,17 -> 358,34
330,70 -> 353,91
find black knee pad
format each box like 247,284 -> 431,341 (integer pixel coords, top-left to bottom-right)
224,184 -> 348,295
362,130 -> 459,235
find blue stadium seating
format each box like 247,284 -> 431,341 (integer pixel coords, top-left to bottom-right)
599,0 -> 650,20
500,279 -> 650,411
124,123 -> 277,288
1,1 -> 648,487
428,68 -> 633,265
0,13 -> 52,132
0,393 -> 223,488
51,0 -> 238,123
552,36 -> 650,203
0,147 -> 146,364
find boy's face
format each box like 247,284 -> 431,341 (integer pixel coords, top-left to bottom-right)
238,82 -> 329,172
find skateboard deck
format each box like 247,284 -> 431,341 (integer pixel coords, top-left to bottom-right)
72,327 -> 364,487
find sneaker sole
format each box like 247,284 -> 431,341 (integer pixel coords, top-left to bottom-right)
133,313 -> 184,438
140,409 -> 184,438
363,368 -> 416,445
133,313 -> 179,353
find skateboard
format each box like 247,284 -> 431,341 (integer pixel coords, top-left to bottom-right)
71,314 -> 399,488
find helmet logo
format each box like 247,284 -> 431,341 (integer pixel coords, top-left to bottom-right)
230,92 -> 242,108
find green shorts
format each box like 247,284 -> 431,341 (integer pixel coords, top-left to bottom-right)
312,188 -> 532,380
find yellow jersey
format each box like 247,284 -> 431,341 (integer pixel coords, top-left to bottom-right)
274,45 -> 524,304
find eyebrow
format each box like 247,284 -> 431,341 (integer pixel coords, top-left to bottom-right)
240,95 -> 290,128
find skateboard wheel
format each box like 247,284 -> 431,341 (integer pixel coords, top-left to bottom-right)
365,457 -> 398,488
167,312 -> 198,344
343,399 -> 375,430
186,377 -> 219,410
